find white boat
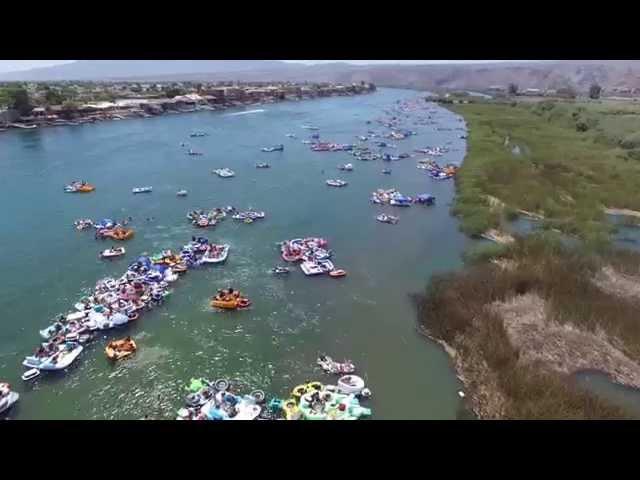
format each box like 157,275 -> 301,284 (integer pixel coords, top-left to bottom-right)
300,261 -> 324,276
0,383 -> 19,414
337,375 -> 365,395
376,214 -> 399,224
132,187 -> 153,194
22,369 -> 41,382
261,145 -> 284,152
270,266 -> 290,275
213,168 -> 235,178
200,244 -> 230,264
338,164 -> 353,171
301,125 -> 319,130
285,133 -> 297,138
326,179 -> 348,187
177,190 -> 188,197
317,259 -> 335,272
23,343 -> 84,371
100,247 -> 126,258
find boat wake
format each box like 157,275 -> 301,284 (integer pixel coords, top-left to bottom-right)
225,109 -> 265,117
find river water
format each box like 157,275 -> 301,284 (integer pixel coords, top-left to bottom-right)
0,88 -> 472,419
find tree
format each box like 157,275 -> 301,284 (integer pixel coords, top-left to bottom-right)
45,88 -> 65,105
7,87 -> 32,115
508,83 -> 519,96
164,87 -> 184,98
589,83 -> 602,100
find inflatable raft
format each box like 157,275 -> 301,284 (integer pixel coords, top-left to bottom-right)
105,337 -> 137,361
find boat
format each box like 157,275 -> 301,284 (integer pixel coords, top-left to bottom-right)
415,194 -> 436,205
74,218 -> 94,230
0,383 -> 19,414
329,269 -> 347,278
132,186 -> 153,194
326,179 -> 348,187
23,342 -> 83,371
106,337 -> 137,361
187,149 -> 203,156
317,259 -> 334,273
189,131 -> 207,137
199,244 -> 230,264
261,144 -> 284,152
64,181 -> 95,193
300,261 -> 324,276
301,125 -> 319,130
232,211 -> 265,222
100,247 -> 126,259
337,375 -> 365,395
213,168 -> 235,178
376,214 -> 399,224
22,368 -> 41,381
270,266 -> 290,275
338,163 -> 353,171
256,163 -> 271,169
98,227 -> 135,241
317,355 -> 355,374
382,169 -> 392,175
177,190 -> 188,197
285,133 -> 297,138
211,290 -> 251,310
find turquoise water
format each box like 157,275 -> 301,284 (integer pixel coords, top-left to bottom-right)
0,88 -> 472,419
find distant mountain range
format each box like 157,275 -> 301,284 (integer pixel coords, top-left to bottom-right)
3,60 -> 640,92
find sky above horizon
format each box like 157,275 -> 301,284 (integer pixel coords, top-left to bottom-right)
0,60 -> 521,74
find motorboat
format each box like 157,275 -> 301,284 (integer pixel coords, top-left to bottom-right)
326,179 -> 348,187
213,168 -> 235,178
382,169 -> 392,174
256,163 -> 271,168
0,383 -> 19,414
337,375 -> 365,395
187,149 -> 203,156
270,266 -> 290,275
301,125 -> 319,130
199,244 -> 230,264
100,247 -> 126,259
64,181 -> 95,193
317,355 -> 355,374
317,259 -> 334,273
232,211 -> 265,222
23,342 -> 83,371
261,144 -> 284,152
300,261 -> 324,276
177,190 -> 188,197
376,214 -> 399,224
132,186 -> 153,194
338,163 -> 353,171
74,218 -> 94,230
285,133 -> 297,138
329,269 -> 347,278
22,368 -> 41,382
189,131 -> 207,137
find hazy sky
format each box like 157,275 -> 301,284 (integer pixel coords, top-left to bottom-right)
0,60 -> 518,73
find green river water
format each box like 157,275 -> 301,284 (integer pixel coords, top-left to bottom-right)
0,88 -> 473,419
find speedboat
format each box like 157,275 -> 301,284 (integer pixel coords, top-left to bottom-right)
338,163 -> 353,171
285,133 -> 297,138
382,169 -> 392,174
0,383 -> 19,414
300,261 -> 324,276
376,214 -> 399,224
132,186 -> 153,194
187,149 -> 203,156
22,369 -> 41,382
177,190 -> 188,197
270,266 -> 290,275
23,342 -> 83,371
261,144 -> 284,152
213,168 -> 235,178
189,131 -> 207,137
100,247 -> 126,259
200,244 -> 230,264
317,355 -> 355,374
301,125 -> 319,130
256,163 -> 271,169
326,179 -> 348,187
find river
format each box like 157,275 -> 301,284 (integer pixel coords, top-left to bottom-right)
0,88 -> 473,419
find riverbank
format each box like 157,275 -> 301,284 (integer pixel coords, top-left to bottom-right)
416,234 -> 640,419
448,99 -> 640,246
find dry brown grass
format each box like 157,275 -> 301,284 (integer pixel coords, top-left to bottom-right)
416,234 -> 640,419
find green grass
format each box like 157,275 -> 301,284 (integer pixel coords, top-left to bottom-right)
450,100 -> 640,240
416,234 -> 640,419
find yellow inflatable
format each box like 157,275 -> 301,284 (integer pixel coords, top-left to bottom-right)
105,337 -> 137,361
77,184 -> 95,192
282,399 -> 301,420
103,227 -> 135,241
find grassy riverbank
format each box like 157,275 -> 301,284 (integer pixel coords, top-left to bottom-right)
416,234 -> 640,419
449,99 -> 640,245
